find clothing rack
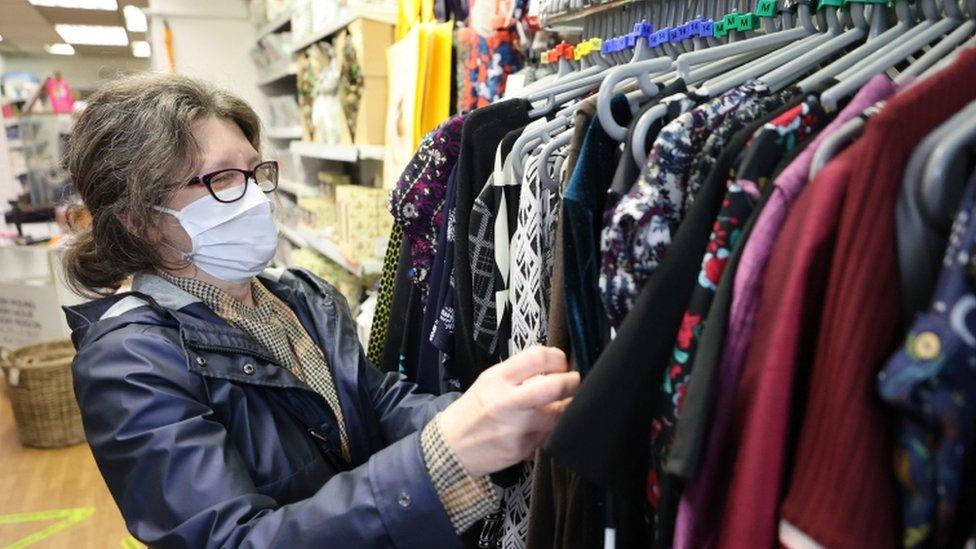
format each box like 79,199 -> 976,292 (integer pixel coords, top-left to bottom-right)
374,0 -> 976,545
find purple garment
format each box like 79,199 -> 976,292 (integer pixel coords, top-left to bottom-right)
389,115 -> 465,301
673,74 -> 899,549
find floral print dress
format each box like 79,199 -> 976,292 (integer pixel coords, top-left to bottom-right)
600,82 -> 772,327
388,115 -> 465,302
646,98 -> 831,514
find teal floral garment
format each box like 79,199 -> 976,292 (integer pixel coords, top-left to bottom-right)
879,175 -> 976,549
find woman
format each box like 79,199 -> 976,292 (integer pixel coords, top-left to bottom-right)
63,73 -> 579,548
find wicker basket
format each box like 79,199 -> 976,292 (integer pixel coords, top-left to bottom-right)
0,341 -> 85,448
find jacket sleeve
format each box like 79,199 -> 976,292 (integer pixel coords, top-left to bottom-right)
73,327 -> 461,549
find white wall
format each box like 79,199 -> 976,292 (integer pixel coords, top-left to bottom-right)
146,0 -> 262,111
2,54 -> 150,92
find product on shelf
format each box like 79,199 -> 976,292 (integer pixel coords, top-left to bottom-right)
297,41 -> 349,144
335,184 -> 391,264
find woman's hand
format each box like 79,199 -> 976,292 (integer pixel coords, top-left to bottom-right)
437,346 -> 580,477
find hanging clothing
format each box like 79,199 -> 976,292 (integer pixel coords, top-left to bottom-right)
672,74 -> 898,549
545,93 -> 747,545
510,142 -> 566,352
367,223 -> 403,366
525,102 -> 594,549
561,95 -> 633,375
452,98 -> 531,389
390,115 -> 466,302
777,48 -> 976,549
419,164 -> 463,394
880,173 -> 976,549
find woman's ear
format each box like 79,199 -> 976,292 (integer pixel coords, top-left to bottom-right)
116,210 -> 164,244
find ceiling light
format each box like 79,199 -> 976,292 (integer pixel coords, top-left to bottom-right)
55,24 -> 129,46
123,5 -> 147,32
45,43 -> 76,55
131,40 -> 151,58
28,0 -> 118,9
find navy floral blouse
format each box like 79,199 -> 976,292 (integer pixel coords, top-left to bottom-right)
880,176 -> 976,549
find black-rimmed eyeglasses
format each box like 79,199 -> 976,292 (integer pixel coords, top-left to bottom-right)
187,160 -> 279,203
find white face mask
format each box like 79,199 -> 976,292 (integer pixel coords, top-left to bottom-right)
154,183 -> 279,284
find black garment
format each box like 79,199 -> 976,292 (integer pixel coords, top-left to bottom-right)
545,118 -> 734,544
452,99 -> 531,389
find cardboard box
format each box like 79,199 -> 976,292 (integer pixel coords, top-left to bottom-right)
353,75 -> 388,146
345,18 -> 395,78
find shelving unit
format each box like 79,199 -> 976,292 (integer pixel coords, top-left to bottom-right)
290,141 -> 385,163
291,5 -> 396,52
276,220 -> 381,277
250,1 -> 393,301
266,126 -> 303,140
255,10 -> 292,43
277,177 -> 318,197
257,63 -> 298,86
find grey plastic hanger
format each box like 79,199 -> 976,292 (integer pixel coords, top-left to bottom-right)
538,128 -> 574,191
760,2 -> 869,92
895,100 -> 976,318
896,19 -> 976,81
821,0 -> 963,111
828,0 -> 941,80
922,99 -> 976,223
918,32 -> 976,80
808,116 -> 864,178
698,24 -> 834,96
674,0 -> 818,82
797,0 -> 912,91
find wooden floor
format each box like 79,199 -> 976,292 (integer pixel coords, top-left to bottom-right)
0,385 -> 138,548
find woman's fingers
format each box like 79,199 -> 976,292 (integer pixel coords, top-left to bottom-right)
509,371 -> 581,409
497,346 -> 569,384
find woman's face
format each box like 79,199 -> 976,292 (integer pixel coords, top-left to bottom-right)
155,116 -> 261,261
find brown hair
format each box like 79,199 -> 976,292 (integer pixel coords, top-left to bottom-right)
63,73 -> 261,297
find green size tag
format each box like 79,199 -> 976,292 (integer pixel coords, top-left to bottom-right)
817,0 -> 844,9
755,0 -> 777,16
713,19 -> 729,37
735,12 -> 759,30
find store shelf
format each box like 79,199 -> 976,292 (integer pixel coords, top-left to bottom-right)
277,221 -> 307,247
266,126 -> 302,140
277,178 -> 318,197
277,221 -> 381,277
257,64 -> 298,86
290,141 -> 385,163
543,0 -> 639,24
255,10 -> 292,43
291,5 -> 396,52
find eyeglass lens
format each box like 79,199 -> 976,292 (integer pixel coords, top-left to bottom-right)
209,162 -> 278,202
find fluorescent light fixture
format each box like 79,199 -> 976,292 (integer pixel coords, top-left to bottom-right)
28,0 -> 118,9
123,5 -> 147,32
45,43 -> 76,55
131,40 -> 151,58
55,24 -> 129,46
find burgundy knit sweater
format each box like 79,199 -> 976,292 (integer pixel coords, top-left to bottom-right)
777,48 -> 976,548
